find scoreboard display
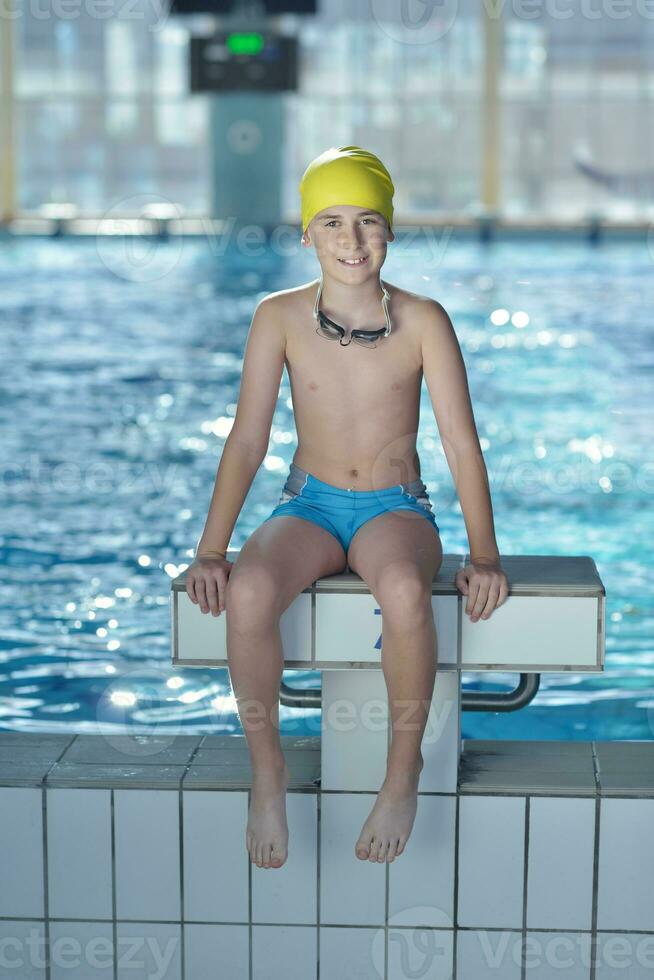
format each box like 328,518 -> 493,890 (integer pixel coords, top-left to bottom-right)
190,32 -> 298,92
172,0 -> 316,13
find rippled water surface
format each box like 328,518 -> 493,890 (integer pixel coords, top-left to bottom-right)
0,233 -> 652,740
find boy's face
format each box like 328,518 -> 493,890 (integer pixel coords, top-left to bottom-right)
301,204 -> 394,282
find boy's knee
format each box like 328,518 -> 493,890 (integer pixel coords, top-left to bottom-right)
376,567 -> 432,619
225,565 -> 279,616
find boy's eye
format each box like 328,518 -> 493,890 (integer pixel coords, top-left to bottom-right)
326,218 -> 375,227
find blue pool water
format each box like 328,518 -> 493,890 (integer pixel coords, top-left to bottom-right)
0,232 -> 652,740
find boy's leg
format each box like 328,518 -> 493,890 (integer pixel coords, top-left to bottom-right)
345,511 -> 443,862
224,514 -> 346,869
225,513 -> 347,765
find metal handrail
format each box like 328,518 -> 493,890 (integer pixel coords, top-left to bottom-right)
280,672 -> 541,713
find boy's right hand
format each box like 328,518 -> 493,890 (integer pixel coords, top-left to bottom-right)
185,555 -> 233,616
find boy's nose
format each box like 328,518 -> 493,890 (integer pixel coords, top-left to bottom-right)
339,229 -> 363,248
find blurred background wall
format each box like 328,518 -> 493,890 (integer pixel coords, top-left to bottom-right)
1,0 -> 653,223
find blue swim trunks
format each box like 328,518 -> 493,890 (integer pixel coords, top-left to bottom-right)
263,461 -> 440,554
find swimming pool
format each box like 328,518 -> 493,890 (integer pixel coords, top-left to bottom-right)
0,232 -> 651,740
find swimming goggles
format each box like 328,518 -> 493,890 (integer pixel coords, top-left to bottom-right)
312,276 -> 392,348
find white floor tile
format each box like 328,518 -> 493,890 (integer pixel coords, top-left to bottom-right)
182,790 -> 248,922
252,792 -> 317,924
184,923 -> 248,980
252,925 -> 316,979
389,795 -> 456,927
114,790 -> 180,921
49,921 -> 114,980
47,789 -> 112,919
456,929 -> 522,980
320,794 -> 386,925
387,927 -> 454,979
0,920 -> 46,979
457,796 -> 526,928
116,922 -> 181,980
526,797 -> 595,930
0,788 -> 44,918
319,926 -> 384,979
595,933 -> 654,979
523,932 -> 592,979
597,799 -> 654,931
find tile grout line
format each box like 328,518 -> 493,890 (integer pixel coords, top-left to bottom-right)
521,796 -> 530,980
248,784 -> 253,980
3,916 -> 645,932
385,677 -> 390,980
316,783 -> 321,979
179,733 -> 204,979
590,741 -> 601,980
111,788 -> 117,980
41,784 -> 50,980
178,786 -> 185,980
384,845 -> 389,980
452,791 -> 460,978
41,734 -> 76,980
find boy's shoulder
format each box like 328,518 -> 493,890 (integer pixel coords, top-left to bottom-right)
258,280 -> 319,312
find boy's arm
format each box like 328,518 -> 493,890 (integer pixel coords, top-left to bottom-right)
194,296 -> 286,558
420,300 -> 500,565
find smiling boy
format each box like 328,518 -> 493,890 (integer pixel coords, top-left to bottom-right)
186,145 -> 509,870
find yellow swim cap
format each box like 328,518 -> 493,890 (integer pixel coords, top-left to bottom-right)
299,145 -> 394,234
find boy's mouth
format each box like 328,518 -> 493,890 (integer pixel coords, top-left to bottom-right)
338,256 -> 369,266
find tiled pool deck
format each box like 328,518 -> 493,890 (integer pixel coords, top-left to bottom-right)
1,734 -> 653,979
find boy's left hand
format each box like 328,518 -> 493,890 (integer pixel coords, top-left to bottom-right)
455,558 -> 509,622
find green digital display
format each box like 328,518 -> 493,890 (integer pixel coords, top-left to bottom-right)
226,32 -> 265,56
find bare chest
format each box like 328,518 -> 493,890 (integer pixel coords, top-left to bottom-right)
284,309 -> 423,418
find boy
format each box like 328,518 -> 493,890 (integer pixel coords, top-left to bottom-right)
186,145 -> 509,870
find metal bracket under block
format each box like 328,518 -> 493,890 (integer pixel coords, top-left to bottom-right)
280,672 -> 541,712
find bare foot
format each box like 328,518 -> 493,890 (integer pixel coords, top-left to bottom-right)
246,761 -> 291,869
354,757 -> 423,863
